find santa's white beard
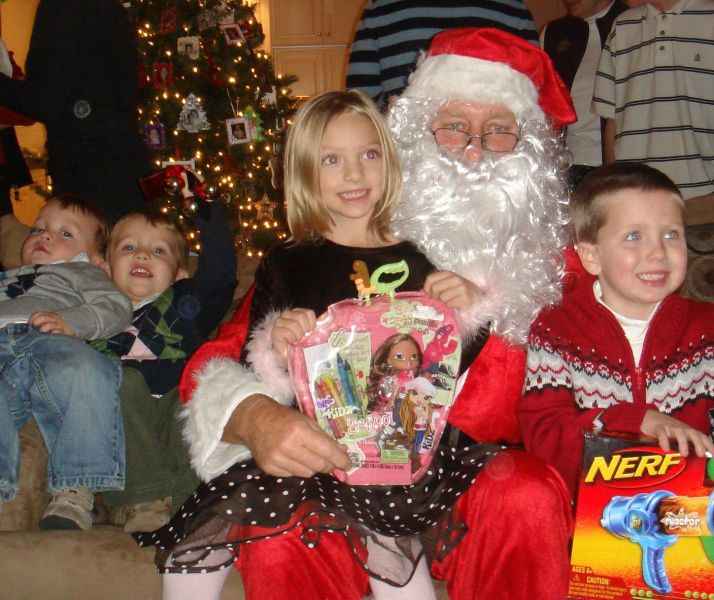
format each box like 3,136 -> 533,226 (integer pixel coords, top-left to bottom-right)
390,106 -> 571,345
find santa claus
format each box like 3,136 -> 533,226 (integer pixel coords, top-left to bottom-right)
149,28 -> 578,600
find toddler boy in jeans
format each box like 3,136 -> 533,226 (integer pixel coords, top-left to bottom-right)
0,193 -> 132,529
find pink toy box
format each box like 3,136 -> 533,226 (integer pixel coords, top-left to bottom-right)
288,292 -> 461,485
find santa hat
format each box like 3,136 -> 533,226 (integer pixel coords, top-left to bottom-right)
403,28 -> 576,128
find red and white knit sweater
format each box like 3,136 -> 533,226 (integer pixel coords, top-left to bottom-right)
520,283 -> 714,497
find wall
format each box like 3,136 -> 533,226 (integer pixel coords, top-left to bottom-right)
526,0 -> 567,30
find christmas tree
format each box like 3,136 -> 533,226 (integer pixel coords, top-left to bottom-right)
127,0 -> 298,257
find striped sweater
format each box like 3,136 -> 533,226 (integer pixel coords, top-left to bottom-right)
519,281 -> 714,496
346,0 -> 538,107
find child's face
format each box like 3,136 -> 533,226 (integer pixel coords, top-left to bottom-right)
318,111 -> 384,238
577,188 -> 686,320
21,202 -> 101,265
388,339 -> 420,374
109,216 -> 188,303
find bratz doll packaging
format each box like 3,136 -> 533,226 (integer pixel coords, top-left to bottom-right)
288,289 -> 461,485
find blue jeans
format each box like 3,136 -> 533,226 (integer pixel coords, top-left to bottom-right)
0,324 -> 125,501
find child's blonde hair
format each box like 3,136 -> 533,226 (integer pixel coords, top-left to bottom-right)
571,162 -> 683,244
284,89 -> 402,242
109,205 -> 189,267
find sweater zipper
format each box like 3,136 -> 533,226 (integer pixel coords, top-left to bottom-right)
595,296 -> 664,405
634,301 -> 665,404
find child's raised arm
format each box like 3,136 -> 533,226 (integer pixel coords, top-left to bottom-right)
641,410 -> 714,458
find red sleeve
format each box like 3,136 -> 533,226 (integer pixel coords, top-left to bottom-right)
599,402 -> 649,434
448,335 -> 525,445
519,381 -> 600,498
179,285 -> 255,403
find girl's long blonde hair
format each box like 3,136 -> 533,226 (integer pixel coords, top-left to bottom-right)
284,89 -> 402,242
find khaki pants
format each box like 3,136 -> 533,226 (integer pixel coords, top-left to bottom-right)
0,213 -> 30,270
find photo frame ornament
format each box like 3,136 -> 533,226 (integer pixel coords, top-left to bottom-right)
177,94 -> 210,133
226,117 -> 252,145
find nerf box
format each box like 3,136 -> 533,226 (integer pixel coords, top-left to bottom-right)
569,432 -> 714,600
288,291 -> 461,486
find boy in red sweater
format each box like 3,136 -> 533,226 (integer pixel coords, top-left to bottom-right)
520,162 -> 714,498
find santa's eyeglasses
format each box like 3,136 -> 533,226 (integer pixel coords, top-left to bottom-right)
431,128 -> 519,153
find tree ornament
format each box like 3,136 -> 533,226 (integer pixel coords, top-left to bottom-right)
213,1 -> 235,26
261,85 -> 278,107
204,50 -> 223,87
159,6 -> 177,34
197,9 -> 216,32
184,199 -> 198,216
178,37 -> 200,60
165,175 -> 183,197
177,94 -> 210,133
244,107 -> 263,142
255,193 -> 276,220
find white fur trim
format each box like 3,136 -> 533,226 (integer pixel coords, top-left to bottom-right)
245,311 -> 295,404
452,267 -> 503,341
404,54 -> 544,122
181,358 -> 279,482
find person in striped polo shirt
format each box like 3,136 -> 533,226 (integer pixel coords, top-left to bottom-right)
592,0 -> 714,202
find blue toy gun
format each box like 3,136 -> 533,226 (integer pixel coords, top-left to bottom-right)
601,490 -> 714,594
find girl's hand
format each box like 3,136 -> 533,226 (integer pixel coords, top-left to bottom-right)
29,311 -> 76,336
271,308 -> 317,367
423,271 -> 482,309
228,394 -> 352,478
641,410 -> 714,457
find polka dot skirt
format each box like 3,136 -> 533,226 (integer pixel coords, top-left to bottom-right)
135,441 -> 503,584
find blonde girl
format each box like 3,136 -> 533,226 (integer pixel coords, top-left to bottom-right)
153,90 -> 481,600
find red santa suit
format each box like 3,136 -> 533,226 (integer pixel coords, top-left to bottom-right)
148,28 -> 578,600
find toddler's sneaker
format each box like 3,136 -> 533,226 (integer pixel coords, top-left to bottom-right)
123,497 -> 171,533
39,487 -> 95,530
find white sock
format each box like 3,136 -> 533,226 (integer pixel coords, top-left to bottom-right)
162,568 -> 232,600
369,556 -> 437,600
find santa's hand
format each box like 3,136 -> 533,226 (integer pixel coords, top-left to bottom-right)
230,394 -> 352,477
424,271 -> 482,309
271,308 -> 317,367
641,410 -> 714,458
29,312 -> 76,336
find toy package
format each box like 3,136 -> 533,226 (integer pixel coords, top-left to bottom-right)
288,290 -> 461,486
569,432 -> 714,600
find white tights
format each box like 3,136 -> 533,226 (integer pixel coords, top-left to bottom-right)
161,549 -> 436,600
369,552 -> 437,600
162,568 -> 232,600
